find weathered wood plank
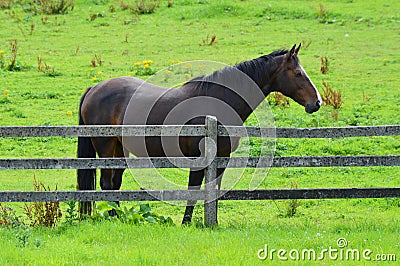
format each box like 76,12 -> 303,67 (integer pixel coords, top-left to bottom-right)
1,125 -> 399,138
1,188 -> 398,202
0,157 -> 207,169
1,156 -> 399,170
0,190 -> 206,202
220,188 -> 400,200
217,155 -> 400,168
219,125 -> 400,138
0,125 -> 206,137
204,116 -> 218,226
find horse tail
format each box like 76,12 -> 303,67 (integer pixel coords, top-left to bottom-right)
77,86 -> 96,215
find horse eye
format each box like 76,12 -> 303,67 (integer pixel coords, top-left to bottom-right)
295,70 -> 302,77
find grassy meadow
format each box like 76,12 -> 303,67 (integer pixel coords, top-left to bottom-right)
0,0 -> 399,265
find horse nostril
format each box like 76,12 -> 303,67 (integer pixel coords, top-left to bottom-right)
316,100 -> 321,108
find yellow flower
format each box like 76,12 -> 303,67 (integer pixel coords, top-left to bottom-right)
185,73 -> 192,79
97,71 -> 103,75
134,61 -> 142,67
143,63 -> 150,69
0,50 -> 4,55
66,111 -> 73,116
164,70 -> 172,75
143,60 -> 153,65
92,76 -> 97,81
184,63 -> 192,69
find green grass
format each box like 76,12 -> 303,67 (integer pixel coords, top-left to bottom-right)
0,0 -> 399,264
1,218 -> 399,265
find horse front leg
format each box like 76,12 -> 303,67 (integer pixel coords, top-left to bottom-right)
182,168 -> 226,225
182,169 -> 204,224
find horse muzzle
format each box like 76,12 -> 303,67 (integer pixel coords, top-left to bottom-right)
305,100 -> 321,114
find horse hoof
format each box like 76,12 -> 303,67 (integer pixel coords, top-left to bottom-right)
108,209 -> 117,217
181,218 -> 192,225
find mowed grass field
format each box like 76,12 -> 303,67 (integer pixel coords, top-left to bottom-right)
0,0 -> 399,265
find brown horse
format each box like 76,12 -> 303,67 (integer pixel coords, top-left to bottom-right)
77,44 -> 321,223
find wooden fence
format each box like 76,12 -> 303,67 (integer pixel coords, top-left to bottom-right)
1,116 -> 400,225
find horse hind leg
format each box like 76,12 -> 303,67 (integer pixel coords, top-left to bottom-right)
110,141 -> 126,210
92,137 -> 125,215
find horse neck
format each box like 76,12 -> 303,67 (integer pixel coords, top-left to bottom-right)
234,56 -> 280,96
229,56 -> 280,122
187,57 -> 280,124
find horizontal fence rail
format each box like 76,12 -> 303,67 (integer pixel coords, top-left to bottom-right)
0,125 -> 206,137
1,156 -> 400,170
1,120 -> 399,226
2,125 -> 400,138
220,125 -> 400,138
0,157 -> 206,170
1,188 -> 399,203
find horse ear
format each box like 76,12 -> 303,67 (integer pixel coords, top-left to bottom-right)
286,44 -> 297,60
294,43 -> 301,55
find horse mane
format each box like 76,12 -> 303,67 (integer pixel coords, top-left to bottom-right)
182,49 -> 290,92
233,49 -> 289,87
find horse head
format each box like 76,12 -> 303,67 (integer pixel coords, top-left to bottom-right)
271,44 -> 322,113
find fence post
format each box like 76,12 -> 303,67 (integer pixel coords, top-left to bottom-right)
204,115 -> 218,226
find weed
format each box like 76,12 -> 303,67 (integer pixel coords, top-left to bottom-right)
37,56 -> 61,77
317,3 -> 328,23
7,39 -> 18,71
1,89 -> 11,104
26,0 -> 75,15
30,23 -> 35,35
132,59 -> 155,76
92,202 -> 174,225
24,176 -> 62,227
267,92 -> 290,109
276,180 -> 300,218
63,200 -> 79,225
362,91 -> 372,103
192,217 -> 206,228
120,1 -> 132,10
91,53 -> 104,67
301,40 -> 312,50
0,49 -> 5,69
18,25 -> 27,40
321,80 -> 342,120
0,203 -> 25,227
320,56 -> 329,74
0,203 -> 31,247
133,0 -> 160,14
14,227 -> 31,247
89,11 -> 105,21
21,91 -> 61,99
200,34 -> 217,46
41,16 -> 49,24
90,70 -> 104,82
167,0 -> 173,8
1,39 -> 31,71
0,0 -> 14,9
108,4 -> 115,12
